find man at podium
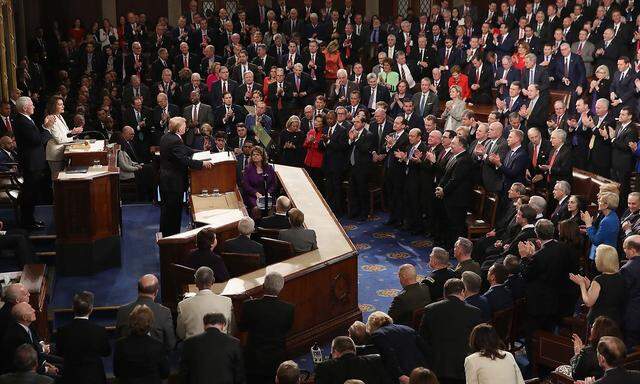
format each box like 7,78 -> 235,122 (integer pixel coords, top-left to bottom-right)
159,117 -> 212,236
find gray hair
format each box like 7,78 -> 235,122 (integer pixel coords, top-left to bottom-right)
430,247 -> 449,265
555,180 -> 571,195
525,53 -> 537,63
366,73 -> 378,81
238,217 -> 255,235
263,271 -> 285,295
529,195 -> 547,214
195,266 -> 215,286
15,96 -> 31,112
596,98 -> 610,109
456,237 -> 473,256
551,128 -> 567,142
461,271 -> 482,293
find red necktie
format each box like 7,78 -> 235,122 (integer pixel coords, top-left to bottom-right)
346,38 -> 351,58
4,117 -> 11,133
532,145 -> 538,167
183,55 -> 188,68
547,150 -> 558,182
295,76 -> 300,91
444,50 -> 450,66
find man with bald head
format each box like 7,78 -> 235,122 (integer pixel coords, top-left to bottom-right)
388,264 -> 431,326
0,283 -> 30,340
1,302 -> 58,374
116,274 -> 176,352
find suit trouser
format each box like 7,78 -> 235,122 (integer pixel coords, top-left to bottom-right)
404,176 -> 423,230
444,204 -> 467,251
18,170 -> 44,226
349,167 -> 370,217
0,229 -> 36,265
388,173 -> 406,223
159,188 -> 183,237
325,169 -> 344,215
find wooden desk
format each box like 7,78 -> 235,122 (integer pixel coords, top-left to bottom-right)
160,165 -> 360,354
54,153 -> 121,275
189,151 -> 237,194
64,140 -> 108,166
1,264 -> 49,340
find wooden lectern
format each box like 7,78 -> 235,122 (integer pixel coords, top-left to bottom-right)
64,140 -> 109,166
54,146 -> 121,275
189,151 -> 237,194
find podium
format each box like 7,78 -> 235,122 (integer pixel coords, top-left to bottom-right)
189,151 -> 237,194
54,147 -> 121,276
64,139 -> 109,166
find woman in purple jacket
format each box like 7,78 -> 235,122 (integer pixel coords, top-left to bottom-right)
242,146 -> 276,209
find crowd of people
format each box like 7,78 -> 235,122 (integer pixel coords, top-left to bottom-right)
2,0 -> 640,382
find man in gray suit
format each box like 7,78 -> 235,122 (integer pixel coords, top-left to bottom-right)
412,78 -> 440,119
182,91 -> 214,147
115,274 -> 176,352
328,69 -> 359,107
279,208 -> 317,253
473,122 -> 508,193
571,30 -> 595,77
223,217 -> 265,261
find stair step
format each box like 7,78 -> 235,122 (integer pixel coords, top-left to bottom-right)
29,234 -> 56,242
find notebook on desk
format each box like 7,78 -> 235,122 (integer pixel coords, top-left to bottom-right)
65,166 -> 89,174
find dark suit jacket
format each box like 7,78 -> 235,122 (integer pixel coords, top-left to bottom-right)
480,138 -> 509,193
369,120 -> 394,154
223,235 -> 264,256
315,353 -> 392,384
528,139 -> 552,177
0,372 -> 52,384
521,240 -> 567,317
231,62 -> 262,84
210,79 -> 238,108
467,64 -> 494,103
54,318 -> 111,384
370,324 -> 427,379
611,122 -> 639,173
610,69 -> 637,108
301,52 -> 326,83
116,296 -> 176,352
525,97 -> 550,134
180,328 -> 245,384
522,65 -> 550,94
465,294 -> 492,323
238,296 -> 294,376
174,52 -> 200,74
440,152 -> 474,209
13,114 -> 46,173
362,85 -> 391,109
0,115 -> 14,137
594,367 -> 640,384
151,103 -> 180,135
547,145 -> 573,186
553,53 -> 587,89
322,124 -> 349,173
387,283 -> 431,327
113,333 -> 170,384
483,285 -> 514,314
419,296 -> 482,380
1,322 -> 44,373
258,214 -> 290,230
498,146 -> 529,190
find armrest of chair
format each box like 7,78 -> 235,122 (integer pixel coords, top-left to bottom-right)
548,371 -> 574,384
221,252 -> 263,277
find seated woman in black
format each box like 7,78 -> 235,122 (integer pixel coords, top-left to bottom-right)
186,227 -> 230,282
565,316 -> 623,380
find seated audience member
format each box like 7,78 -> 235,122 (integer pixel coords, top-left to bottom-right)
177,267 -> 234,340
565,195 -> 585,225
388,264 -> 431,327
528,195 -> 547,220
1,302 -> 58,375
113,304 -> 170,384
483,264 -> 513,314
276,360 -> 300,384
462,271 -> 491,322
179,313 -> 245,384
621,235 -> 640,348
186,228 -> 230,282
464,324 -> 525,384
349,321 -> 378,356
582,192 -> 620,263
0,283 -> 30,340
239,272 -> 294,384
621,193 -> 640,239
223,217 -> 265,261
259,196 -> 292,229
453,237 -> 481,277
367,311 -> 427,383
0,220 -> 36,267
210,130 -> 228,153
115,274 -> 176,352
0,135 -> 17,171
565,316 -> 623,381
503,255 -> 525,300
420,279 -> 482,384
0,344 -> 53,384
422,247 -> 457,301
54,291 -> 110,384
589,336 -> 640,382
315,336 -> 391,384
242,146 -> 277,210
570,244 -> 626,327
408,367 -> 439,384
278,208 -> 317,253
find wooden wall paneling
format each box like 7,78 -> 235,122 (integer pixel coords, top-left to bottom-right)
116,0 -> 169,25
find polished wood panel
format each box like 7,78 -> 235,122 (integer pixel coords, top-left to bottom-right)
189,153 -> 237,194
64,140 -> 108,167
117,0 -> 168,24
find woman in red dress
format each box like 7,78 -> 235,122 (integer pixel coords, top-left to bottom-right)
447,65 -> 470,101
323,40 -> 344,92
304,115 -> 326,190
68,18 -> 86,46
511,42 -> 530,72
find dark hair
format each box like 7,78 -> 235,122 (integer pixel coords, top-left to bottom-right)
469,324 -> 506,360
332,336 -> 356,354
518,204 -> 537,223
72,291 -> 94,317
597,336 -> 627,367
558,219 -> 581,246
489,264 -> 508,284
196,227 -> 216,251
129,304 -> 154,336
276,361 -> 300,384
443,278 -> 465,296
203,312 -> 227,326
409,367 -> 440,384
13,344 -> 38,372
589,316 -> 623,347
45,95 -> 64,115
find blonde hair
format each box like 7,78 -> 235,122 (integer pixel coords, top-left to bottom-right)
366,311 -> 393,333
595,244 -> 620,274
200,123 -> 213,136
285,115 -> 301,131
595,65 -> 610,80
599,192 -> 619,210
598,183 -> 620,196
327,39 -> 339,53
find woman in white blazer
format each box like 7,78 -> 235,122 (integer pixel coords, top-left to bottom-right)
464,324 -> 525,384
43,96 -> 82,176
441,85 -> 466,132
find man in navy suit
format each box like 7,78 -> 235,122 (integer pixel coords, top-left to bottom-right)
494,56 -> 522,98
494,23 -> 517,60
554,43 -> 587,95
610,57 -> 636,112
490,129 -> 529,195
497,82 -> 526,122
468,56 -> 494,105
483,264 -> 514,314
522,54 -> 550,100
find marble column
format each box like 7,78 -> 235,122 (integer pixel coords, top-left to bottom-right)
5,0 -> 16,91
0,1 -> 8,100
